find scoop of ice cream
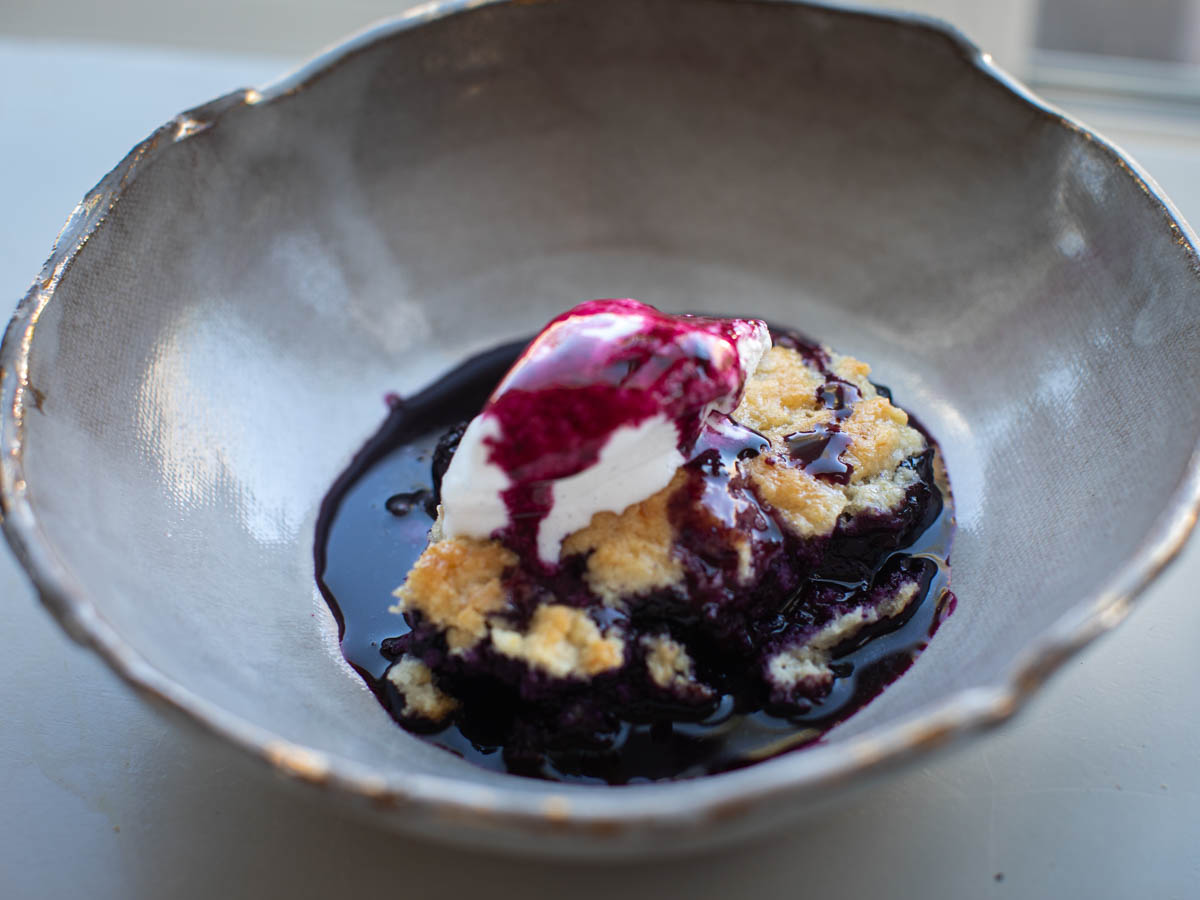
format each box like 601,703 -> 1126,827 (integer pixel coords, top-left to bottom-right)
439,299 -> 769,563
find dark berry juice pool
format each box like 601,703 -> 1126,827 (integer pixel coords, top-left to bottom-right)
315,335 -> 955,784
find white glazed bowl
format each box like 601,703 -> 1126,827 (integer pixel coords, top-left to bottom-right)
3,0 -> 1200,857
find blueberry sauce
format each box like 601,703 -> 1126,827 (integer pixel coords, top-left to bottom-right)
784,424 -> 855,483
315,329 -> 955,784
778,335 -> 866,484
818,381 -> 861,418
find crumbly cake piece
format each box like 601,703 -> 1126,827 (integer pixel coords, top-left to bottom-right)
386,657 -> 459,720
765,580 -> 920,698
641,633 -> 712,698
490,605 -> 625,679
387,338 -> 942,725
390,537 -> 515,651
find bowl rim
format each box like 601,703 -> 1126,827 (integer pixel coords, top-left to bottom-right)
3,0 -> 1200,840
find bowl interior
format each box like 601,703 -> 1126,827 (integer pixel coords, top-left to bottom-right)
10,0 -> 1200,822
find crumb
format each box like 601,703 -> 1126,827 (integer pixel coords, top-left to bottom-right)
392,537 -> 516,650
735,346 -> 829,441
830,354 -> 872,385
839,395 -> 925,483
562,471 -> 685,604
428,506 -> 446,542
768,582 -> 919,690
387,656 -> 459,721
491,604 -> 624,678
744,454 -> 848,537
641,633 -> 711,696
843,464 -> 920,515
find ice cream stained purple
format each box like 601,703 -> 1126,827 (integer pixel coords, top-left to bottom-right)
438,299 -> 770,565
315,300 -> 956,783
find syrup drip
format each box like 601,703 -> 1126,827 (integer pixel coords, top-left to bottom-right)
784,424 -> 855,483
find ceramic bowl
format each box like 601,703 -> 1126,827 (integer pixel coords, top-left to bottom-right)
3,0 -> 1199,858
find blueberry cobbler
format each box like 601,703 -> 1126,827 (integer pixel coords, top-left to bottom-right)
316,300 -> 954,783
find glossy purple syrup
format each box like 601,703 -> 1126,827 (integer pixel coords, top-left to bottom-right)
315,329 -> 955,784
785,424 -> 855,482
779,342 -> 866,484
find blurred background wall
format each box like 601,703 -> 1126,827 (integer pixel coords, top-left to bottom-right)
7,0 -> 1200,84
3,0 -> 1200,121
0,1 -> 1037,76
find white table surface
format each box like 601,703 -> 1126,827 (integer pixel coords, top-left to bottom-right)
2,40 -> 1199,899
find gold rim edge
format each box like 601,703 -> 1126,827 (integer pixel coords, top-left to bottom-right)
1,0 -> 1198,839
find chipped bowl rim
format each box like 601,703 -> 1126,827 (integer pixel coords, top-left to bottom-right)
3,0 -> 1200,843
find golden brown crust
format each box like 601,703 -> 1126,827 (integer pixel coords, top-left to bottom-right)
839,395 -> 925,484
391,537 -> 516,651
830,353 -> 872,387
743,455 -> 848,538
734,346 -> 829,441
